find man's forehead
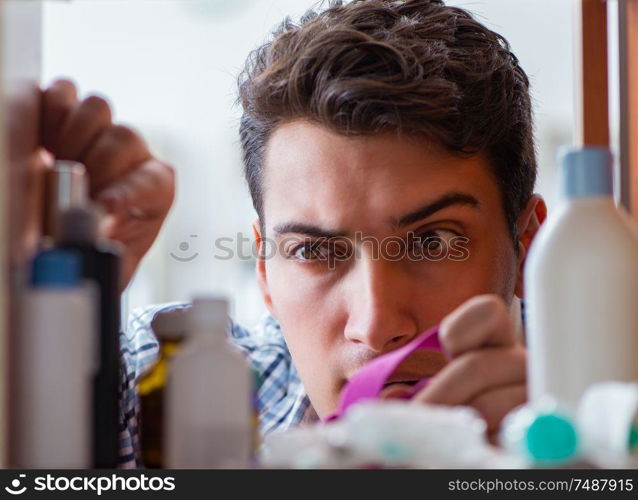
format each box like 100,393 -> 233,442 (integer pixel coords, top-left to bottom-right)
261,121 -> 499,229
263,120 -> 452,171
263,120 -> 495,176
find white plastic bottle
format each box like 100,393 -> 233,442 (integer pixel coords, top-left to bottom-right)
165,297 -> 252,468
16,249 -> 95,468
577,382 -> 638,467
525,147 -> 638,410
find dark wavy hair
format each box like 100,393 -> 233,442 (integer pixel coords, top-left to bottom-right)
238,0 -> 536,238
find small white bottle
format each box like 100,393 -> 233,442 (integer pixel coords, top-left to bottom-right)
165,297 -> 252,468
577,382 -> 638,467
525,147 -> 638,410
15,249 -> 95,468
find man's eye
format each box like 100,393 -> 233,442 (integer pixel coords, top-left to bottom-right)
288,240 -> 352,263
409,229 -> 459,259
292,243 -> 327,261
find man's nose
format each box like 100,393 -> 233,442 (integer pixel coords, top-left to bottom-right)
343,256 -> 418,353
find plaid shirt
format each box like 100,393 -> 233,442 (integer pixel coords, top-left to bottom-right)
117,302 -> 311,469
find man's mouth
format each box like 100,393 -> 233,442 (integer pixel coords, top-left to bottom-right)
384,377 -> 420,387
379,380 -> 421,400
342,349 -> 447,400
379,372 -> 425,400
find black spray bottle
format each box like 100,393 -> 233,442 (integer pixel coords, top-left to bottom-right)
56,205 -> 122,468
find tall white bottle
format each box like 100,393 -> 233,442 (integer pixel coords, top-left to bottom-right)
525,147 -> 638,410
165,297 -> 252,468
16,249 -> 94,468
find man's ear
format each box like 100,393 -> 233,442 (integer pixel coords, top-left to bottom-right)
252,218 -> 276,317
514,194 -> 548,298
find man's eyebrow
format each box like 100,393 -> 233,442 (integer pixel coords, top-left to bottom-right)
271,222 -> 349,239
394,192 -> 480,228
272,192 -> 480,236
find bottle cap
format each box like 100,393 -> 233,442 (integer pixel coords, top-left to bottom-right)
190,296 -> 229,336
151,306 -> 190,340
57,205 -> 100,245
560,147 -> 613,199
31,249 -> 80,287
43,161 -> 89,238
525,413 -> 578,462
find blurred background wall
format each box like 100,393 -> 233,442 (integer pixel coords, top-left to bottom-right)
42,0 -> 577,328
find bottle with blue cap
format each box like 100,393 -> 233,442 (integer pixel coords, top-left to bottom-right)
525,147 -> 638,412
500,400 -> 580,467
15,249 -> 95,468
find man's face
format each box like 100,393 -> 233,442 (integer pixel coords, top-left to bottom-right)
256,121 -> 521,418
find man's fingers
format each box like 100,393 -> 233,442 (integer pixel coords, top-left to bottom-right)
55,95 -> 113,160
41,79 -> 79,152
95,158 -> 175,232
84,124 -> 151,193
411,345 -> 526,406
439,294 -> 515,359
467,384 -> 527,435
95,158 -> 175,290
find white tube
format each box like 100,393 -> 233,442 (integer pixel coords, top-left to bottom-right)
15,251 -> 95,468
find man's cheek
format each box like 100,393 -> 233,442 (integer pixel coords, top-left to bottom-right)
283,326 -> 341,417
264,262 -> 350,415
270,297 -> 343,415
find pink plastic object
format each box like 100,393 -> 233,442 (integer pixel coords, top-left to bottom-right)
326,326 -> 441,421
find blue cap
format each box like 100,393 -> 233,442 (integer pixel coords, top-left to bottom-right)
31,249 -> 81,287
629,424 -> 638,451
525,413 -> 578,463
560,147 -> 613,199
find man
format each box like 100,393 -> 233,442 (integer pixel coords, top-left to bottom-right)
40,0 -> 546,468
